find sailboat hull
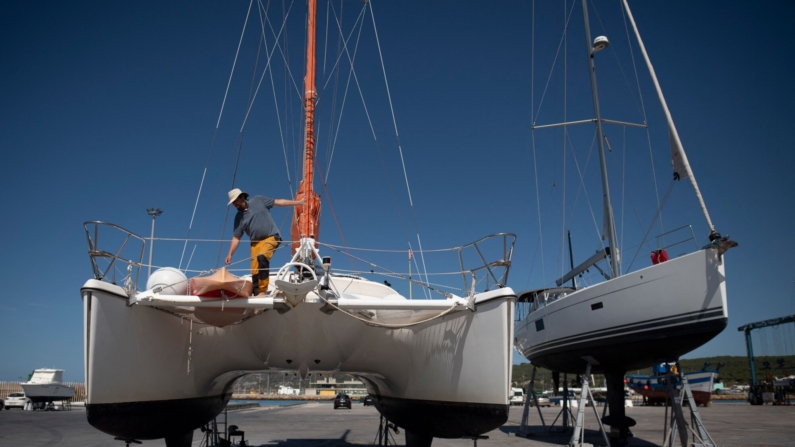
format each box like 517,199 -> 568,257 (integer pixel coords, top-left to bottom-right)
82,280 -> 515,441
515,248 -> 728,374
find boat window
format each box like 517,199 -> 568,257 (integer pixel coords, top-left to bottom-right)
515,288 -> 573,322
535,319 -> 545,331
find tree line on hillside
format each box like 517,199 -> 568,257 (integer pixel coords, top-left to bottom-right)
512,355 -> 795,389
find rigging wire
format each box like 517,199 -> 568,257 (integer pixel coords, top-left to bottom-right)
533,0 -> 577,124
318,1 -> 427,296
178,0 -> 255,270
620,126 -> 626,256
313,156 -> 357,272
368,1 -> 431,298
237,1 -> 297,134
618,0 -> 665,239
320,0 -> 347,181
566,131 -> 605,252
530,0 -> 546,287
323,2 -> 368,181
253,0 -> 295,200
559,0 -> 568,279
177,0 -> 295,270
624,179 -> 675,273
321,243 -> 454,299
216,0 -> 279,267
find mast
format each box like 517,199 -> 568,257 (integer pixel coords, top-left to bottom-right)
581,0 -> 620,278
291,0 -> 321,254
621,0 -> 718,240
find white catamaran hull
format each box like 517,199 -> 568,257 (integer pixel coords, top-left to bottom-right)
515,247 -> 727,375
82,279 -> 515,443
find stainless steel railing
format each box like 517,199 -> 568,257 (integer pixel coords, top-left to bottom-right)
457,233 -> 517,293
83,221 -> 146,292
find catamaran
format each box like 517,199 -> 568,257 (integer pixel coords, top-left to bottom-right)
81,2 -> 517,446
514,0 -> 737,442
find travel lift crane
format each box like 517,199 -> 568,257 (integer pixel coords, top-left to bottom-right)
739,315 -> 795,405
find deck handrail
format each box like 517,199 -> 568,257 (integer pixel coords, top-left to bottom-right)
83,221 -> 146,293
654,224 -> 698,253
457,233 -> 517,293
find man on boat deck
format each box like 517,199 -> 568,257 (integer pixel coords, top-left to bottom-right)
225,188 -> 303,296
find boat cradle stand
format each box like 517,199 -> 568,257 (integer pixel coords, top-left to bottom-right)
548,373 -> 575,434
518,366 -> 546,437
568,357 -> 611,447
662,364 -> 716,447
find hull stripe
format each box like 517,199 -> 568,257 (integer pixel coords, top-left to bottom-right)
524,307 -> 724,356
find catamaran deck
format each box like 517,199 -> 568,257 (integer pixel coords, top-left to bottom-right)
2,401 -> 792,446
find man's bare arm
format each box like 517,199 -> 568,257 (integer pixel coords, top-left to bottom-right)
274,199 -> 305,207
225,235 -> 241,265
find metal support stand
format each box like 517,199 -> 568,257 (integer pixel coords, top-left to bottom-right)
374,415 -> 399,446
461,435 -> 489,447
569,358 -> 611,447
663,364 -> 716,447
519,366 -> 546,437
199,406 -> 229,447
549,373 -> 574,433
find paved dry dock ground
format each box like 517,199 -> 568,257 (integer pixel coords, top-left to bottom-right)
1,402 -> 794,446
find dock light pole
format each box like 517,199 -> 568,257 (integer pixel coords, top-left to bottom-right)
147,208 -> 163,278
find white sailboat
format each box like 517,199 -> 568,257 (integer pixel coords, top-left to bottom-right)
81,2 -> 516,447
513,0 -> 737,441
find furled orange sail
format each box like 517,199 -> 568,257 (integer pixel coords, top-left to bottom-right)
291,0 -> 321,254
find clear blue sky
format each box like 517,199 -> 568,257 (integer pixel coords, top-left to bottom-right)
2,1 -> 793,382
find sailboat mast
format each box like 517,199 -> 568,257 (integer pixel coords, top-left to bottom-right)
621,0 -> 717,239
292,0 -> 321,253
581,0 -> 620,278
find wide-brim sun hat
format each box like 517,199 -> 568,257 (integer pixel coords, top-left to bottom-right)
227,188 -> 249,205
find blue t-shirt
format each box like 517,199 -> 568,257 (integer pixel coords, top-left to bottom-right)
233,196 -> 280,245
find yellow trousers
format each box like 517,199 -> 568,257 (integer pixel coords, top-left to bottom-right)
250,236 -> 280,295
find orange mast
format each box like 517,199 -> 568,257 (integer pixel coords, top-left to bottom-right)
291,0 -> 321,253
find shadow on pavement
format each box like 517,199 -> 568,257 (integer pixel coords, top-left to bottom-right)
237,429 -> 397,446
498,425 -> 659,447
